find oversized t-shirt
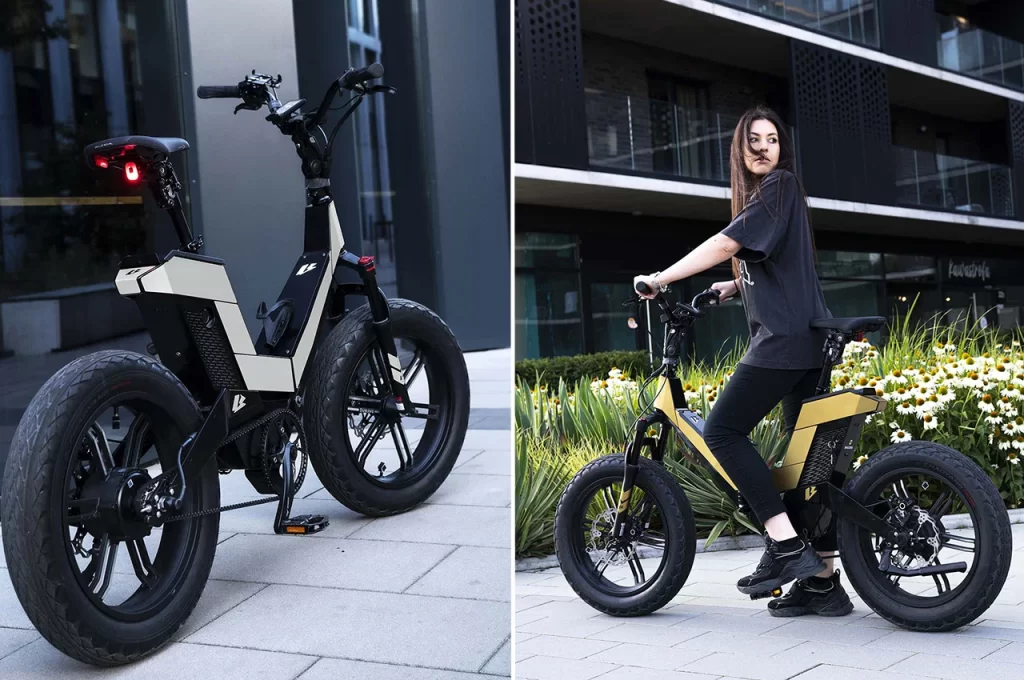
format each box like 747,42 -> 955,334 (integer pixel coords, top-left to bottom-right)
720,169 -> 832,370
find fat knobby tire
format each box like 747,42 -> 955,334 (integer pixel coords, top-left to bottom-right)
1,350 -> 220,665
838,440 -> 1012,632
304,298 -> 470,516
554,455 -> 696,616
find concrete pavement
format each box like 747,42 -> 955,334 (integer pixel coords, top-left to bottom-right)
0,336 -> 511,678
516,524 -> 1024,680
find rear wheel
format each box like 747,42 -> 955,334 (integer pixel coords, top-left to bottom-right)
554,455 -> 696,616
2,351 -> 220,665
838,441 -> 1011,631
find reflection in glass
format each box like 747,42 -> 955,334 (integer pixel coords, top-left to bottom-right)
893,146 -> 1014,217
516,271 -> 584,360
591,281 -> 637,353
938,15 -> 1024,90
1,0 -> 178,302
715,0 -> 880,48
515,232 -> 579,269
816,250 -> 883,279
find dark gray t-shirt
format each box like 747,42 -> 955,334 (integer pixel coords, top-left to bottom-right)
720,169 -> 832,370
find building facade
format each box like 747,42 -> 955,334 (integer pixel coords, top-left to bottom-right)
515,0 -> 1024,362
0,0 -> 509,356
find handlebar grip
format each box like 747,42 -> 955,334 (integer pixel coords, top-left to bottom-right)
197,85 -> 240,99
635,281 -> 653,295
339,62 -> 384,89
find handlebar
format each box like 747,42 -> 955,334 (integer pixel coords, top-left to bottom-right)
197,85 -> 240,99
633,281 -> 721,325
339,62 -> 384,90
196,64 -> 390,183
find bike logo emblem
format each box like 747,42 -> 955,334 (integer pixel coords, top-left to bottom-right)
296,263 -> 318,276
232,394 -> 247,413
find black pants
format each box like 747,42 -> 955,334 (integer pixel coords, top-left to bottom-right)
703,362 -> 837,552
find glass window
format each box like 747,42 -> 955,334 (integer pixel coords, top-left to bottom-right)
1,0 -> 184,302
515,232 -> 579,269
590,281 -> 637,353
689,274 -> 748,366
884,254 -> 937,282
816,250 -> 883,279
516,271 -> 584,360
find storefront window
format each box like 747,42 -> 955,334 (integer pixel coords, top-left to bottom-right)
516,233 -> 583,359
816,250 -> 882,279
1,0 -> 184,302
884,254 -> 937,282
590,281 -> 637,353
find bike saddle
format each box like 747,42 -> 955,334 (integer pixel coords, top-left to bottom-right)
257,299 -> 295,348
85,135 -> 190,162
810,316 -> 886,334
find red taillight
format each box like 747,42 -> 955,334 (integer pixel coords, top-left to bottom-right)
124,162 -> 140,182
94,156 -> 108,168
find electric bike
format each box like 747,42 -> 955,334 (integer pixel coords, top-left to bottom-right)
554,282 -> 1011,631
2,64 -> 470,665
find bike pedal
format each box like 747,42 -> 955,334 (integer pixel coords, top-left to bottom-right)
275,514 -> 329,535
748,587 -> 783,601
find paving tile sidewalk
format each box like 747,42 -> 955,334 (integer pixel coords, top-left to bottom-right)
516,524 -> 1024,680
0,337 -> 511,678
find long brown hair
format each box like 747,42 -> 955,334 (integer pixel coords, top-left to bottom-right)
728,105 -> 816,283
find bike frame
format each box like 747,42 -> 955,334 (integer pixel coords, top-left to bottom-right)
83,74 -> 423,523
612,302 -> 902,546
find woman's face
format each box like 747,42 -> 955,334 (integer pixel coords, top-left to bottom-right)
743,118 -> 780,176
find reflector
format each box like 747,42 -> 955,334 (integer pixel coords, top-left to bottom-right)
125,162 -> 140,182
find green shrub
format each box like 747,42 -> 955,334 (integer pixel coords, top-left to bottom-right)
514,304 -> 1024,558
515,350 -> 651,388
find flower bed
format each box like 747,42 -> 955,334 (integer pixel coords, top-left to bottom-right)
514,316 -> 1024,558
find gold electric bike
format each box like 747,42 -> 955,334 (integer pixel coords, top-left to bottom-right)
554,285 -> 1011,631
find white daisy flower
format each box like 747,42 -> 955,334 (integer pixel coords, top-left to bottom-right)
890,429 -> 912,444
1000,439 -> 1012,451
978,400 -> 996,414
852,454 -> 869,470
896,401 -> 915,415
986,414 -> 1005,425
1011,452 -> 1022,465
1002,388 -> 1022,399
922,414 -> 938,430
1013,438 -> 1024,452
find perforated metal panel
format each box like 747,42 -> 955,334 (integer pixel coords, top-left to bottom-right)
798,421 -> 849,488
183,309 -> 244,390
790,42 -> 893,204
515,0 -> 587,167
1009,101 -> 1024,218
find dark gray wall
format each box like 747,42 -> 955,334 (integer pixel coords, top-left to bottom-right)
181,0 -> 306,338
291,0 -> 363,265
381,0 -> 510,351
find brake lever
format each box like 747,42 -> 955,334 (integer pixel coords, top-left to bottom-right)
233,101 -> 263,115
366,84 -> 397,95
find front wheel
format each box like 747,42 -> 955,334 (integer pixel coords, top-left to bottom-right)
838,441 -> 1012,632
1,351 -> 220,665
304,298 -> 470,516
554,455 -> 696,616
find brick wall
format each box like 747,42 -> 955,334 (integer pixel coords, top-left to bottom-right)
581,32 -> 790,175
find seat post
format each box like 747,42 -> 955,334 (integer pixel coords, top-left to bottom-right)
150,160 -> 199,252
815,331 -> 848,395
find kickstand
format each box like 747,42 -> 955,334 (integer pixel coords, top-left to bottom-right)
273,440 -> 329,535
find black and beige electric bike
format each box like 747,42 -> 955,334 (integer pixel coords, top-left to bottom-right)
2,64 -> 470,665
554,282 -> 1011,631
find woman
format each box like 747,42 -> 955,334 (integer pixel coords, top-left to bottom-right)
634,105 -> 853,618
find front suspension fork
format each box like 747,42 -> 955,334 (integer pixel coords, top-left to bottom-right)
611,411 -> 667,541
337,250 -> 413,411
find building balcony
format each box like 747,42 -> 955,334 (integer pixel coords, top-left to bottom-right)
937,15 -> 1024,91
586,91 -> 737,184
893,146 -> 1014,218
713,0 -> 879,48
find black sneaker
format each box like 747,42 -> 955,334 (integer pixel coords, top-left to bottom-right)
767,570 -> 855,618
736,535 -> 826,595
